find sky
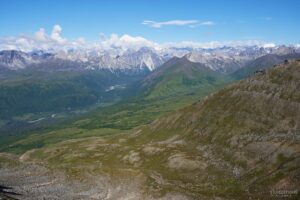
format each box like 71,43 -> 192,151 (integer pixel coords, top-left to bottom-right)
0,0 -> 299,51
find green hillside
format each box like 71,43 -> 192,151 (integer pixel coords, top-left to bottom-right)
129,59 -> 300,198
1,60 -> 299,199
142,57 -> 229,98
0,70 -> 142,118
0,56 -> 231,152
69,57 -> 231,130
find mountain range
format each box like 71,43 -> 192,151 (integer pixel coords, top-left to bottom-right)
1,45 -> 299,73
1,45 -> 300,135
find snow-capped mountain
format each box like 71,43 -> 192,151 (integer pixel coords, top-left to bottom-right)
0,45 -> 299,74
184,45 -> 299,73
185,51 -> 248,73
0,47 -> 168,73
85,47 -> 167,71
0,50 -> 48,70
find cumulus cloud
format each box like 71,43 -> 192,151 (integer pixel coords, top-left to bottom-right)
76,37 -> 85,45
35,28 -> 47,41
0,25 -> 159,52
142,20 -> 199,28
51,24 -> 66,43
100,34 -> 158,50
263,43 -> 276,48
0,24 -> 281,52
0,25 -> 75,51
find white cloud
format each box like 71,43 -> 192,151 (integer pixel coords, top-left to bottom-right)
189,21 -> 215,28
0,24 -> 284,53
142,20 -> 199,28
263,43 -> 276,48
35,28 -> 47,41
0,25 -> 159,52
0,25 -> 73,51
142,20 -> 215,28
200,21 -> 215,26
76,37 -> 85,44
100,34 -> 159,50
51,24 -> 66,43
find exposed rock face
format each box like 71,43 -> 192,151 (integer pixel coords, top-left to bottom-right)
123,150 -> 142,167
143,146 -> 163,156
0,153 -> 193,200
185,50 -> 248,73
0,48 -> 167,73
167,153 -> 207,171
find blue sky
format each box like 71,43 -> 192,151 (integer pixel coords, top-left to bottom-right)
0,0 -> 299,45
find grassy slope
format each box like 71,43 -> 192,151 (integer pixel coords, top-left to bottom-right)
136,60 -> 300,198
0,62 -> 300,199
73,57 -> 232,130
14,60 -> 300,199
0,57 -> 232,154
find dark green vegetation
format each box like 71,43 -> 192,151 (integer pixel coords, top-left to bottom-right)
0,68 -> 144,144
132,60 -> 300,198
0,57 -> 231,153
1,58 -> 299,199
73,57 -> 231,130
0,69 -> 142,118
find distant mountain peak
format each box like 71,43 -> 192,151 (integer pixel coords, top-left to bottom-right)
0,45 -> 300,73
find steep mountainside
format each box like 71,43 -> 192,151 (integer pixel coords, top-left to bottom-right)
68,56 -> 231,130
0,60 -> 299,199
142,56 -> 230,98
0,70 -> 143,118
231,53 -> 300,79
0,55 -> 230,148
133,59 -> 300,198
0,69 -> 146,140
